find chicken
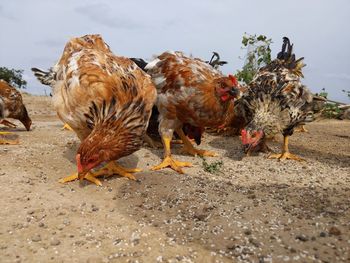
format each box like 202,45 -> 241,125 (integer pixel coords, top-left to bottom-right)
234,37 -> 326,160
131,52 -> 228,147
0,80 -> 32,144
32,34 -> 156,185
145,51 -> 240,173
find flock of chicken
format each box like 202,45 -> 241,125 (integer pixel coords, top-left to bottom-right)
0,35 -> 326,185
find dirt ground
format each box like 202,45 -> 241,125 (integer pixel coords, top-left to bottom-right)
0,94 -> 349,263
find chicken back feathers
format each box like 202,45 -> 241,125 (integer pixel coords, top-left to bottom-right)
146,51 -> 239,131
0,80 -> 32,131
32,34 -> 156,168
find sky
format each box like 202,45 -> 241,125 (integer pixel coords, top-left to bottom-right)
0,0 -> 349,102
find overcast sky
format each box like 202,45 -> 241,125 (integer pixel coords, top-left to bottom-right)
1,0 -> 349,102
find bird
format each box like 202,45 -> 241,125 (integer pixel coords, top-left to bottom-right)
0,80 -> 31,144
235,37 -> 326,160
130,51 -> 229,148
32,34 -> 156,185
144,51 -> 240,173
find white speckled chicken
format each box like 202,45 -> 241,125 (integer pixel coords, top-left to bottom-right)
32,34 -> 156,185
235,37 -> 326,160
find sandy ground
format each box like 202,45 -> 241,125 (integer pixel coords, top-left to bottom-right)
0,94 -> 349,263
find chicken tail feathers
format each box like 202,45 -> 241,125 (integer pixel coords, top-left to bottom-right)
31,67 -> 56,86
206,51 -> 228,69
129,58 -> 148,72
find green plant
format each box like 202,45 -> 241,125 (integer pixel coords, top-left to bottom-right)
322,103 -> 342,119
0,67 -> 27,89
342,89 -> 350,100
236,34 -> 273,85
317,88 -> 342,118
201,157 -> 223,174
319,88 -> 328,99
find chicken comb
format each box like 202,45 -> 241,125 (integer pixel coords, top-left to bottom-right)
241,129 -> 248,144
228,75 -> 238,86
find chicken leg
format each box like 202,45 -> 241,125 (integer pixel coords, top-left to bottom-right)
59,161 -> 141,186
151,135 -> 192,174
0,131 -> 19,145
268,136 -> 304,161
176,129 -> 217,157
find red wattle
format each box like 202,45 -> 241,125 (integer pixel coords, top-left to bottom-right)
76,154 -> 83,173
221,94 -> 230,101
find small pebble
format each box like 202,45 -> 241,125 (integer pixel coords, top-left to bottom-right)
244,229 -> 252,235
296,234 -> 309,242
31,234 -> 41,242
320,232 -> 327,237
50,239 -> 61,246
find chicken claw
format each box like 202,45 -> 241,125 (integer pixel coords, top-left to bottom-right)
59,161 -> 140,186
151,156 -> 192,174
295,125 -> 308,133
61,123 -> 74,131
267,135 -> 305,161
181,146 -> 217,157
268,152 -> 305,161
0,131 -> 19,145
59,172 -> 103,186
176,128 -> 217,157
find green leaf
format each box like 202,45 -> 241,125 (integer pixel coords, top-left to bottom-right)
0,67 -> 27,89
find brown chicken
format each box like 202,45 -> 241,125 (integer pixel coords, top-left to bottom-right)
145,51 -> 240,173
0,80 -> 32,144
131,52 -> 228,147
32,34 -> 156,185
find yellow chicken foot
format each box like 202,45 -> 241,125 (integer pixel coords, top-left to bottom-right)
268,135 -> 305,161
151,156 -> 192,174
0,120 -> 17,128
151,135 -> 192,173
268,152 -> 305,161
97,161 -> 141,180
59,161 -> 141,186
59,172 -> 104,186
295,125 -> 308,133
0,131 -> 13,135
176,129 -> 217,157
61,123 -> 73,131
0,131 -> 19,145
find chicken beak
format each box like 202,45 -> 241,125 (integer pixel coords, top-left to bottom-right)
228,87 -> 239,97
